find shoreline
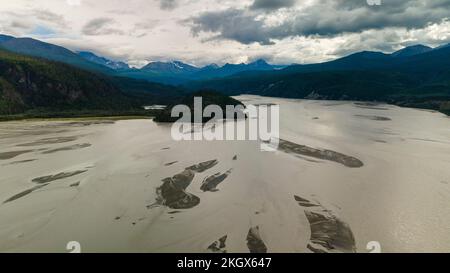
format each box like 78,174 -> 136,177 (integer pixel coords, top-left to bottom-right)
241,93 -> 450,116
0,115 -> 153,123
0,110 -> 157,122
1,98 -> 449,123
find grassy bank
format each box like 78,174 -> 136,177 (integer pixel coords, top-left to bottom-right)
0,109 -> 161,122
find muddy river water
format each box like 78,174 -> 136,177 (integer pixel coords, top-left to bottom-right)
0,96 -> 449,253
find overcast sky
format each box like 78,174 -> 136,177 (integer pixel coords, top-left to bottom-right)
1,0 -> 450,67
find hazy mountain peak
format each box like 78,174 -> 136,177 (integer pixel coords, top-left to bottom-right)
78,51 -> 130,70
0,35 -> 113,74
0,34 -> 14,43
392,44 -> 433,57
247,59 -> 273,70
141,60 -> 200,74
355,51 -> 387,57
200,63 -> 220,71
205,63 -> 219,68
435,43 -> 450,50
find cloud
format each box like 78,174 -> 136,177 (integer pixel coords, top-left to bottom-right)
3,0 -> 450,66
32,9 -> 69,28
66,0 -> 82,6
0,19 -> 34,35
0,9 -> 68,36
158,0 -> 179,11
9,20 -> 34,31
185,9 -> 275,45
134,20 -> 159,31
250,0 -> 296,11
186,0 -> 450,45
108,9 -> 136,15
82,18 -> 125,36
281,0 -> 449,36
131,20 -> 160,37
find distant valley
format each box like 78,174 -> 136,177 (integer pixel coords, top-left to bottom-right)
1,33 -> 450,117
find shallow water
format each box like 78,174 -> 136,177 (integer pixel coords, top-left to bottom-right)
0,96 -> 449,253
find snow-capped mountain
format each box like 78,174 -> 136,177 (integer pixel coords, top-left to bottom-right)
141,61 -> 200,74
78,51 -> 130,70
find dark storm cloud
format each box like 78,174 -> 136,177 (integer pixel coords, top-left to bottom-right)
186,0 -> 450,45
186,9 -> 275,45
82,18 -> 125,36
250,0 -> 297,11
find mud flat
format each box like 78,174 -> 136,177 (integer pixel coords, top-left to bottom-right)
156,170 -> 199,209
70,182 -> 81,187
355,115 -> 392,121
164,161 -> 178,166
3,184 -> 48,204
294,195 -> 356,253
17,136 -> 80,147
246,226 -> 268,253
32,170 -> 88,184
0,96 -> 450,253
200,169 -> 232,192
0,150 -> 34,160
42,143 -> 92,154
208,235 -> 228,253
62,121 -> 115,127
186,160 -> 218,173
156,160 -> 218,209
294,195 -> 319,208
278,139 -> 364,168
4,159 -> 37,165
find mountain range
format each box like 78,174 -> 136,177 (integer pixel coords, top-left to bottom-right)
391,44 -> 433,57
115,59 -> 286,85
185,43 -> 450,114
0,48 -> 132,115
1,33 -> 450,116
0,34 -> 114,75
77,51 -> 130,71
0,34 -> 289,85
0,39 -> 183,116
